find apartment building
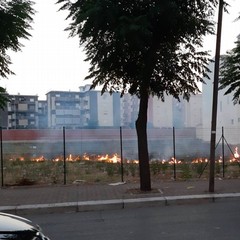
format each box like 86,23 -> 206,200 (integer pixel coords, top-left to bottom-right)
46,91 -> 81,129
148,95 -> 173,128
79,85 -> 121,128
5,78 -> 235,134
201,60 -> 240,144
147,94 -> 202,129
7,95 -> 38,129
38,100 -> 48,129
121,94 -> 139,128
2,87 -> 204,130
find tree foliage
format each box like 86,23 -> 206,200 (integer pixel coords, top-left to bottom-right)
58,0 -> 216,99
220,35 -> 240,104
0,86 -> 8,109
57,0 -> 218,190
0,0 -> 34,108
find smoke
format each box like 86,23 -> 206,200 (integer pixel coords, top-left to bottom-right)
1,128 -> 239,161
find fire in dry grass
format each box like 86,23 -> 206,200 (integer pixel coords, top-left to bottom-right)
5,145 -> 240,165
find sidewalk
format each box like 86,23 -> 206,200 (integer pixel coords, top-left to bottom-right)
0,178 -> 240,214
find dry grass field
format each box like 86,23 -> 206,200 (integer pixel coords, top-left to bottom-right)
2,155 -> 240,186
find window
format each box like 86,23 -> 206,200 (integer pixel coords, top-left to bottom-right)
29,105 -> 35,111
18,104 -> 28,111
19,97 -> 26,102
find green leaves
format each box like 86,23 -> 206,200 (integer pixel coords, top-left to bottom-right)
0,86 -> 9,110
0,0 -> 34,107
220,36 -> 240,104
57,0 -> 216,99
0,0 -> 35,78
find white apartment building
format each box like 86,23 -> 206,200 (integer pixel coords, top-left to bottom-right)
148,94 -> 202,129
79,85 -> 121,128
201,60 -> 240,144
120,94 -> 139,127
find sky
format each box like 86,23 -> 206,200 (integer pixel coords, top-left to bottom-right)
1,0 -> 240,100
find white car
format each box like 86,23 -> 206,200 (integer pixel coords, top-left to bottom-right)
0,212 -> 50,240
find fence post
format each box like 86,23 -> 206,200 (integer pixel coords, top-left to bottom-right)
63,126 -> 66,185
120,127 -> 124,182
173,127 -> 176,180
221,126 -> 225,178
0,127 -> 3,187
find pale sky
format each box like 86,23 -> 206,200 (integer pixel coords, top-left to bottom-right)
1,0 -> 240,100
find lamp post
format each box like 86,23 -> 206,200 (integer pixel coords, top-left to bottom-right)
209,0 -> 224,193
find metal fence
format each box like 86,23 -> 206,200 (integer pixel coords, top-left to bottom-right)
0,127 -> 239,186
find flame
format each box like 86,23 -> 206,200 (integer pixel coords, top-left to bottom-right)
109,154 -> 120,163
82,153 -> 90,161
32,156 -> 45,162
96,153 -> 121,163
234,147 -> 239,159
6,149 -> 240,164
98,154 -> 109,161
169,158 -> 182,165
67,154 -> 73,161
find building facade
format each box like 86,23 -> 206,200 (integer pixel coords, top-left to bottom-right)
46,91 -> 81,129
3,76 -> 239,141
38,100 -> 48,129
201,60 -> 240,144
120,94 -> 139,128
79,85 -> 121,128
7,95 -> 38,129
147,94 -> 202,129
1,87 -> 204,130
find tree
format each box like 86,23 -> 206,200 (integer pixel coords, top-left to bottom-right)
57,0 -> 217,191
0,0 -> 35,109
219,34 -> 240,104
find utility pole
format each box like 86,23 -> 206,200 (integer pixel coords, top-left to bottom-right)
209,0 -> 224,193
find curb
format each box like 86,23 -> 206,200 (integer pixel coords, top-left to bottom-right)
1,193 -> 240,215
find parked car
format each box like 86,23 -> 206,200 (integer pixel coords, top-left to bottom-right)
0,212 -> 50,240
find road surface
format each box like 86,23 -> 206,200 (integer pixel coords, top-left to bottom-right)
28,198 -> 240,240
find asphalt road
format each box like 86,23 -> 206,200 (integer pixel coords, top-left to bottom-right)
28,199 -> 240,240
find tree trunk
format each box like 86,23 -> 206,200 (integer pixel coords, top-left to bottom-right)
136,89 -> 151,191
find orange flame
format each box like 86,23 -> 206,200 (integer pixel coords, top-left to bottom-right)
109,154 -> 120,163
234,147 -> 239,159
